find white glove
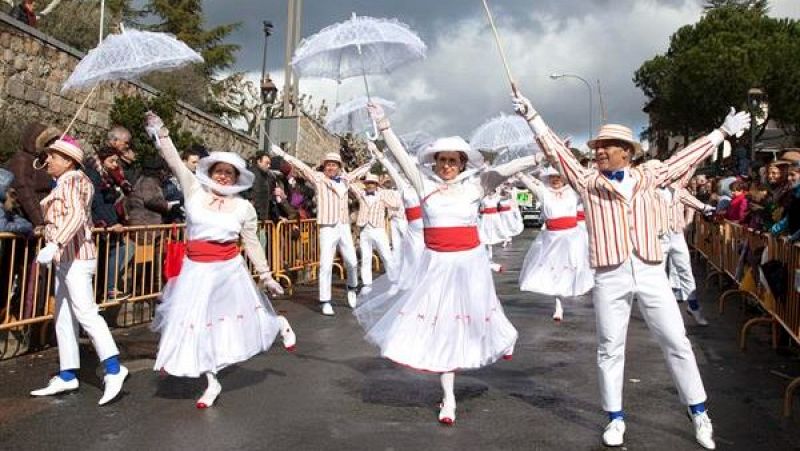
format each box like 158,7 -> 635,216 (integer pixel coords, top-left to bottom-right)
144,111 -> 167,145
36,242 -> 59,265
511,92 -> 538,122
719,107 -> 751,138
703,204 -> 715,215
260,273 -> 285,296
367,102 -> 390,131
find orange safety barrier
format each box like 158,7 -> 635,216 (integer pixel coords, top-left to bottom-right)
689,215 -> 800,416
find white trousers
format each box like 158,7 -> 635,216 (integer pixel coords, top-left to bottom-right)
318,223 -> 358,302
664,232 -> 696,301
390,217 -> 407,271
593,253 -> 707,412
360,225 -> 396,285
54,259 -> 119,371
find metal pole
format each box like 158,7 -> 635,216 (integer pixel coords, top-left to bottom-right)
283,0 -> 296,116
552,73 -> 593,139
260,21 -> 271,87
99,0 -> 105,44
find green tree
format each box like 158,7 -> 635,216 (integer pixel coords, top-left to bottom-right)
109,93 -> 203,163
634,3 -> 800,148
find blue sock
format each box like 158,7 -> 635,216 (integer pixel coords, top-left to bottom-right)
688,298 -> 700,311
103,355 -> 120,375
607,410 -> 624,421
689,402 -> 706,415
59,369 -> 77,381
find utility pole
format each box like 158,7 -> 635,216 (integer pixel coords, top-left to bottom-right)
283,0 -> 304,117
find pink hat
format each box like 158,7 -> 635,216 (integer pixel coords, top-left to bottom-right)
47,135 -> 84,167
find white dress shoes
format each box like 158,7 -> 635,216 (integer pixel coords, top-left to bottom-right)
30,376 -> 79,397
98,365 -> 129,406
602,419 -> 625,447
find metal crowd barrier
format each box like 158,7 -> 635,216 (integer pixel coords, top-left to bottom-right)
689,215 -> 800,416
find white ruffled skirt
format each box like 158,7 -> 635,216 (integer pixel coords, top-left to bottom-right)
500,208 -> 524,238
354,245 -> 517,373
479,214 -> 507,245
519,227 -> 594,297
152,255 -> 281,378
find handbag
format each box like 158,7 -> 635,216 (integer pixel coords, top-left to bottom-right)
163,224 -> 185,280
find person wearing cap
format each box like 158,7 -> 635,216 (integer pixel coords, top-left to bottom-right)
517,166 -> 593,322
349,170 -> 400,298
269,145 -> 375,316
512,90 -> 750,449
145,112 -> 296,409
29,136 -> 128,406
360,103 -> 536,426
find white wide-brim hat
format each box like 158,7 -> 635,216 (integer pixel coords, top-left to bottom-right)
418,136 -> 484,168
196,151 -> 255,195
538,166 -> 561,180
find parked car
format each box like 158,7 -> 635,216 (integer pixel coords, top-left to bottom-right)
515,188 -> 542,227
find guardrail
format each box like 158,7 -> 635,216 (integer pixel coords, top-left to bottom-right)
688,215 -> 800,416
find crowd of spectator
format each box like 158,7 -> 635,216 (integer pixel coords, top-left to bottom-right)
688,150 -> 800,241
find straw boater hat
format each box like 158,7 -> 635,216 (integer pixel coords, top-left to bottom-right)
321,152 -> 343,166
47,135 -> 84,168
538,166 -> 561,180
586,124 -> 643,156
362,173 -> 380,184
418,136 -> 484,169
196,151 -> 255,195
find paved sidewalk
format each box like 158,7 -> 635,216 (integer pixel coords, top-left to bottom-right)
0,230 -> 798,450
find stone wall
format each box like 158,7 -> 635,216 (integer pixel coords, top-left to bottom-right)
295,114 -> 340,165
0,14 -> 258,157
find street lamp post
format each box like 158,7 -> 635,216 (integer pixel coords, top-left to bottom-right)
747,87 -> 765,162
550,73 -> 593,140
260,21 -> 274,104
259,21 -> 278,153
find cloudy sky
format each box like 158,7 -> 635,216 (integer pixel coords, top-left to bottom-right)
201,0 -> 800,147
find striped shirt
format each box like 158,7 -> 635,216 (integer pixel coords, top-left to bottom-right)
531,118 -> 722,268
659,186 -> 708,234
352,187 -> 400,227
40,170 -> 97,262
280,153 -> 373,226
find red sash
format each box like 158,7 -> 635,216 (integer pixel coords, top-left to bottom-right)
423,226 -> 480,252
498,205 -> 512,212
186,240 -> 239,262
546,217 -> 578,230
577,211 -> 585,221
405,206 -> 422,221
481,208 -> 499,214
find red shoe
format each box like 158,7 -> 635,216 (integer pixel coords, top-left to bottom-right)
438,400 -> 456,425
502,354 -> 513,361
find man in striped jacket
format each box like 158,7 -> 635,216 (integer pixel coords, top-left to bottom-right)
29,137 -> 128,406
350,172 -> 400,296
513,92 -> 750,450
271,146 -> 374,316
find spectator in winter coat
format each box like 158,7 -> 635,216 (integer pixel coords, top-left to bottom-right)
724,181 -> 749,223
770,162 -> 800,241
105,126 -> 139,184
4,123 -> 61,226
10,0 -> 37,27
0,168 -> 32,235
250,152 -> 296,222
125,157 -> 177,240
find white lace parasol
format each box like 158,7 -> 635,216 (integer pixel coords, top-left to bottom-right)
469,113 -> 539,155
325,96 -> 396,135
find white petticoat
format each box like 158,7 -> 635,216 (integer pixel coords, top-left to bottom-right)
479,214 -> 507,245
499,208 -> 524,238
519,227 -> 594,297
354,245 -> 517,373
152,255 -> 281,378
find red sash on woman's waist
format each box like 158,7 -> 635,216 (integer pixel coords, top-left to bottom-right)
186,240 -> 239,262
577,211 -> 585,221
498,205 -> 512,212
423,226 -> 480,252
546,217 -> 578,231
481,208 -> 499,214
405,206 -> 422,221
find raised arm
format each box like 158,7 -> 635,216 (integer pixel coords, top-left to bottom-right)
145,112 -> 198,196
515,171 -> 548,200
367,141 -> 410,192
512,93 -> 589,192
481,155 -> 539,193
344,157 -> 375,183
268,145 -> 320,188
368,103 -> 426,195
348,180 -> 365,200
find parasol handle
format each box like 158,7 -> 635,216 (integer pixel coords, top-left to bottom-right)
61,85 -> 98,138
481,0 -> 518,96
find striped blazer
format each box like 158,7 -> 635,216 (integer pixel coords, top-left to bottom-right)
351,187 -> 400,228
40,170 -> 97,262
280,153 -> 373,226
532,119 -> 722,268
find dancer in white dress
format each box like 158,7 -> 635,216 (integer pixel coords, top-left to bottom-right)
479,190 -> 506,271
497,187 -> 524,247
146,113 -> 295,409
517,168 -> 594,321
355,102 -> 536,425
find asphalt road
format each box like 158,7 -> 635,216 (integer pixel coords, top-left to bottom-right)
1,229 -> 799,450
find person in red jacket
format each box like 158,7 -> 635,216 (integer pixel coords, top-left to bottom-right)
724,181 -> 748,222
